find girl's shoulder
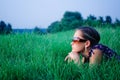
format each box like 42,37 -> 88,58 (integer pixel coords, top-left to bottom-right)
92,44 -> 107,50
90,44 -> 116,58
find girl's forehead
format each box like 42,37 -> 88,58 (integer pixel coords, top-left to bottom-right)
74,30 -> 84,37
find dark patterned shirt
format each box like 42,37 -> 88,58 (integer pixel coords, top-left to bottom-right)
89,44 -> 120,61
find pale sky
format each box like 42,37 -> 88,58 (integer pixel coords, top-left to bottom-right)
0,0 -> 120,29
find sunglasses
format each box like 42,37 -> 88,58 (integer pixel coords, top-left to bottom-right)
72,37 -> 87,43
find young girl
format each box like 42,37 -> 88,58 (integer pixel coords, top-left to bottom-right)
65,26 -> 120,65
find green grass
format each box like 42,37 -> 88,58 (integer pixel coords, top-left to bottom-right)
0,27 -> 120,80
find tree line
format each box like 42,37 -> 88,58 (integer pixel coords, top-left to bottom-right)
47,11 -> 120,33
1,11 -> 120,34
0,21 -> 12,34
0,21 -> 45,35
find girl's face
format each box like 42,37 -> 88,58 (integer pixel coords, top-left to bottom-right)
71,30 -> 87,53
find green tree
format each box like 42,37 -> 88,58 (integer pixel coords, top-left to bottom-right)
5,23 -> 12,34
105,16 -> 112,24
0,21 -> 6,34
98,16 -> 104,23
85,15 -> 98,27
47,11 -> 83,33
33,26 -> 43,34
97,16 -> 104,26
87,15 -> 96,21
0,21 -> 12,34
63,11 -> 83,20
47,21 -> 61,33
114,18 -> 120,26
61,11 -> 83,30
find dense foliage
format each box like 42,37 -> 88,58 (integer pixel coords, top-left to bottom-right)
47,11 -> 120,33
1,11 -> 120,34
0,21 -> 12,34
33,26 -> 46,34
47,11 -> 83,33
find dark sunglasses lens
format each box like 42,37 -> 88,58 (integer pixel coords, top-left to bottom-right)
72,37 -> 87,42
72,39 -> 79,42
79,39 -> 87,42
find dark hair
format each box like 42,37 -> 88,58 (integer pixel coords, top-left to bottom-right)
77,26 -> 100,47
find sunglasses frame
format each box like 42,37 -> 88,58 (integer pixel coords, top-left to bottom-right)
72,37 -> 87,42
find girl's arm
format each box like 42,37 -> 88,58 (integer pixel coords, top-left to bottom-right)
64,52 -> 80,64
89,49 -> 103,65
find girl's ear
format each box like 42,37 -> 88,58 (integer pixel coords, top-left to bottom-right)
85,40 -> 91,48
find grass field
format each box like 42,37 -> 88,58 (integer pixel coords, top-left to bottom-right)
0,27 -> 120,80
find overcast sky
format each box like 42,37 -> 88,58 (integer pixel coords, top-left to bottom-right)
0,0 -> 120,29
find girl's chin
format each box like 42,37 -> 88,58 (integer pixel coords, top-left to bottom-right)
72,50 -> 81,53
